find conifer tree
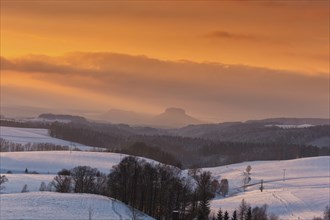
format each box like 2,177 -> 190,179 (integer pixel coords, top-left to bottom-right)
197,199 -> 211,220
232,210 -> 237,220
217,208 -> 223,220
238,199 -> 249,220
245,207 -> 252,220
224,211 -> 229,220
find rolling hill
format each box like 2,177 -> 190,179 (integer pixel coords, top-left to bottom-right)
1,150 -> 329,219
0,192 -> 154,220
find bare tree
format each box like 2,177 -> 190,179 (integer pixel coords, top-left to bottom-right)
211,179 -> 220,195
246,165 -> 252,175
52,169 -> 72,193
46,182 -> 54,191
252,204 -> 268,220
71,166 -> 99,193
39,181 -> 47,191
0,175 -> 8,190
242,173 -> 251,192
21,184 -> 29,193
219,179 -> 229,197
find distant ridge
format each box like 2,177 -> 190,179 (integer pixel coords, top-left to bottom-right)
95,107 -> 203,127
246,117 -> 330,126
38,113 -> 87,123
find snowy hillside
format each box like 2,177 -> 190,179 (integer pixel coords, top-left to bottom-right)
0,192 -> 155,220
0,151 -> 155,174
204,156 -> 330,219
1,148 -> 328,219
0,173 -> 55,194
0,126 -> 102,151
0,151 -> 157,219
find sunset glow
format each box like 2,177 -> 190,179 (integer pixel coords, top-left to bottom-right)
1,1 -> 329,121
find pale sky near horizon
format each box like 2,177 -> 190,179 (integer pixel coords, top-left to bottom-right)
0,1 -> 329,121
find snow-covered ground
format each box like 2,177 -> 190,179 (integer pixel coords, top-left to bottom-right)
0,192 -> 155,220
0,151 -> 154,174
204,156 -> 330,219
0,147 -> 328,219
0,151 -> 157,219
265,124 -> 314,129
0,126 -> 103,151
0,173 -> 55,194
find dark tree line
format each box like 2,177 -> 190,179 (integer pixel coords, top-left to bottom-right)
0,138 -> 70,152
3,120 -> 328,168
52,156 -> 217,220
52,166 -> 107,195
213,200 -> 329,220
212,200 -> 274,220
48,122 -> 329,168
0,119 -> 50,128
108,156 -> 218,219
49,122 -> 125,149
199,142 -> 329,165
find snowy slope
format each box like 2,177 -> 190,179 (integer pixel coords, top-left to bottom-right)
1,148 -> 329,219
0,151 -> 156,174
0,192 -> 155,220
0,173 -> 55,194
204,156 -> 330,219
0,126 -> 103,151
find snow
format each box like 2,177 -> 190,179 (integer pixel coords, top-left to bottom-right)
203,156 -> 330,219
0,192 -> 155,220
0,151 -> 154,174
0,173 -> 55,194
0,151 -> 157,219
265,124 -> 314,129
0,126 -> 103,151
1,144 -> 329,219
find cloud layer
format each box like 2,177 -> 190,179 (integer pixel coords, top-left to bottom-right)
1,52 -> 328,121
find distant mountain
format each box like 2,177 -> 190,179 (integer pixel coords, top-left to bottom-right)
96,107 -> 203,127
38,113 -> 87,123
151,107 -> 202,128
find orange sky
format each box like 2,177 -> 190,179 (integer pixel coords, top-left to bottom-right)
0,1 -> 329,121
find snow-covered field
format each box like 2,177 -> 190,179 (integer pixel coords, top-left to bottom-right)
0,151 -> 153,174
0,173 -> 55,194
0,192 -> 154,220
205,157 -> 330,219
0,151 -> 156,219
0,144 -> 329,219
0,126 -> 103,151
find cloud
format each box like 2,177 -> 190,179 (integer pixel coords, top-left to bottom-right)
205,31 -> 257,40
1,52 -> 328,121
0,55 -> 86,75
